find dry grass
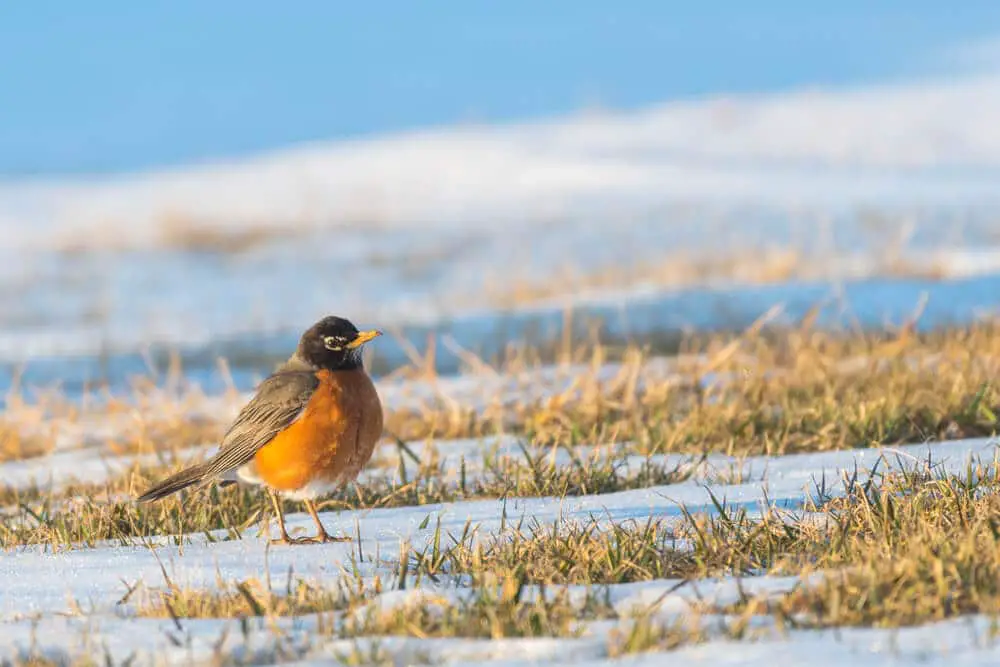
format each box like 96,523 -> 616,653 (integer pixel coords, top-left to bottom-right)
408,516 -> 697,585
400,495 -> 803,588
158,211 -> 291,254
342,580 -> 614,641
0,423 -> 52,462
4,318 -> 1000,465
381,317 -> 1000,457
721,463 -> 1000,630
104,414 -> 225,457
606,613 -> 713,658
4,320 -> 1000,552
399,456 -> 1000,632
482,244 -> 955,311
45,457 -> 1000,657
9,320 -> 1000,658
135,574 -> 372,620
0,447 -> 689,548
135,571 -> 615,641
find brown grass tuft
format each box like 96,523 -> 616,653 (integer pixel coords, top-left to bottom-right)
0,423 -> 53,463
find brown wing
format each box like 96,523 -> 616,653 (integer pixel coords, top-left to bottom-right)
201,369 -> 320,477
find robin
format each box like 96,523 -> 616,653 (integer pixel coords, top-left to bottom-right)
137,315 -> 384,544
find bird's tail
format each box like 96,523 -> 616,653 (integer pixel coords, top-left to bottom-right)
136,463 -> 211,503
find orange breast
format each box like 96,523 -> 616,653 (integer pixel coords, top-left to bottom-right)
252,369 -> 384,492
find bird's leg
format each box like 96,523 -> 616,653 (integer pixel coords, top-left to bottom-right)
304,499 -> 351,543
267,489 -> 295,545
266,491 -> 349,545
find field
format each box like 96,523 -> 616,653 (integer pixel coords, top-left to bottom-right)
3,319 -> 1000,665
3,71 -> 1000,666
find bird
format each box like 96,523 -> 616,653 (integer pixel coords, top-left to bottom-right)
137,315 -> 384,544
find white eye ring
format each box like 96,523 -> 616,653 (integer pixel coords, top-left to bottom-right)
323,336 -> 342,350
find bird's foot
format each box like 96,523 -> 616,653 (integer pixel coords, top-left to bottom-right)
309,531 -> 352,544
270,533 -> 351,545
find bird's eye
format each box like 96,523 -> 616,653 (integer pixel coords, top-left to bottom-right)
323,336 -> 342,351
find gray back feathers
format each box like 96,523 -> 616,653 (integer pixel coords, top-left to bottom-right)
203,368 -> 319,475
137,361 -> 319,503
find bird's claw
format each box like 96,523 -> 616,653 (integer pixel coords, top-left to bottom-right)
270,533 -> 352,545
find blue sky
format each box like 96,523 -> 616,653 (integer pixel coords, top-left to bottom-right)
1,1 -> 998,176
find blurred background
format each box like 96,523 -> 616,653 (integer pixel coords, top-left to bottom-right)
1,1 -> 999,396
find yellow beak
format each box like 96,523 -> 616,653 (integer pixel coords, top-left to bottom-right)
345,329 -> 383,349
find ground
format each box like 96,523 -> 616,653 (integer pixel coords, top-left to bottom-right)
3,73 -> 1000,666
4,323 -> 1000,665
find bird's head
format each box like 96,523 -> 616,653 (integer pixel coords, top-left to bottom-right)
296,316 -> 382,371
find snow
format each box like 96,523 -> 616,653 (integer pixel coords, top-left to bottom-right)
4,53 -> 1000,667
1,427 -> 998,664
5,74 -> 1000,247
0,72 -> 1000,397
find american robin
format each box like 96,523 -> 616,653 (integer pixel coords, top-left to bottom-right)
137,315 -> 384,544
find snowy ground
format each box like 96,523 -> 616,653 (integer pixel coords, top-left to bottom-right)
3,56 -> 1000,666
1,71 -> 1000,397
0,346 -> 998,664
1,412 -> 998,664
